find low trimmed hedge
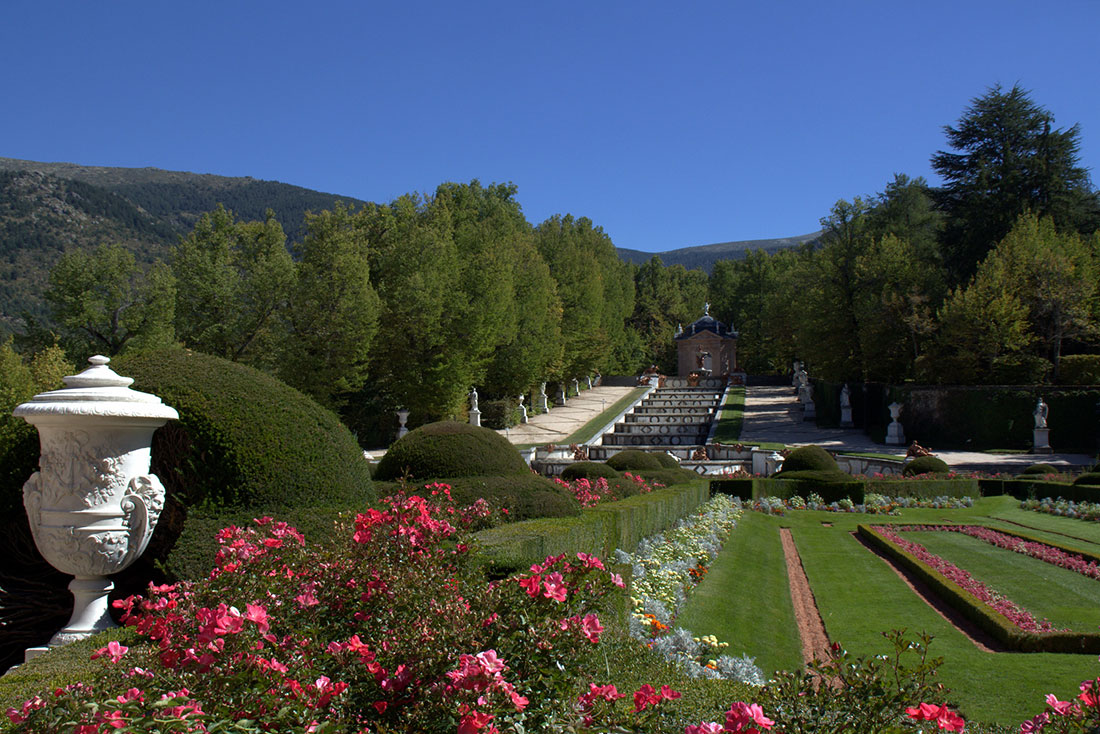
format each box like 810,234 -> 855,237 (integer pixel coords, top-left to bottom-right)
473,480 -> 711,576
426,475 -> 580,521
1020,463 -> 1058,475
858,524 -> 1100,654
653,452 -> 681,470
1074,473 -> 1100,487
635,467 -> 706,486
980,478 -> 1100,504
710,477 -> 980,503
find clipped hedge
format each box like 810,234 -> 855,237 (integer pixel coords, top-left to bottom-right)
114,348 -> 374,513
473,481 -> 711,576
1020,463 -> 1058,475
653,452 -> 681,470
710,477 -> 979,503
606,450 -> 663,472
1074,473 -> 1100,487
560,462 -> 622,482
858,524 -> 1100,654
635,467 -> 706,486
979,478 -> 1100,504
902,456 -> 951,476
421,475 -> 580,521
375,421 -> 528,481
1059,355 -> 1100,385
777,445 -> 837,473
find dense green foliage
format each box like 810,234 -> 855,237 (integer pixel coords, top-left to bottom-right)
1020,463 -> 1057,475
777,444 -> 837,473
374,421 -> 530,481
902,455 -> 951,476
606,449 -> 664,472
561,461 -> 623,481
1074,473 -> 1100,487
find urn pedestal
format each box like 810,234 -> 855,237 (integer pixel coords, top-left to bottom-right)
14,356 -> 177,659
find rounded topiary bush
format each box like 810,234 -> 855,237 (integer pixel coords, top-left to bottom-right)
443,475 -> 580,520
606,450 -> 663,472
653,452 -> 681,469
635,467 -> 702,486
1020,463 -> 1057,476
777,445 -> 837,473
112,348 -> 375,580
560,461 -> 622,482
1073,473 -> 1100,486
773,469 -> 853,483
902,456 -> 951,476
374,421 -> 529,481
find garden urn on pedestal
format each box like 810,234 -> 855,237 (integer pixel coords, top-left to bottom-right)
14,355 -> 178,657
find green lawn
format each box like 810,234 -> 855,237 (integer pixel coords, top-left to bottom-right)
981,506 -> 1100,555
675,511 -> 802,675
692,497 -> 1099,726
896,528 -> 1100,632
710,386 -> 745,443
562,386 -> 650,445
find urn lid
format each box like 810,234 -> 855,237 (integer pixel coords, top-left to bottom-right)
13,355 -> 179,421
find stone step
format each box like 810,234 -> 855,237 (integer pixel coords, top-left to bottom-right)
614,423 -> 709,435
633,406 -> 715,415
640,399 -> 720,408
624,413 -> 711,424
601,433 -> 708,447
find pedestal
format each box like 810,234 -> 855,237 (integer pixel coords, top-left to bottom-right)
802,398 -> 816,421
469,408 -> 481,427
840,406 -> 853,427
1033,428 -> 1052,454
886,421 -> 905,446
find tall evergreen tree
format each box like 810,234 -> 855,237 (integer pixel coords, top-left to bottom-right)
932,84 -> 1100,281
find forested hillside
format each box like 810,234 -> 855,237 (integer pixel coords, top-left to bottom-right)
0,158 -> 369,329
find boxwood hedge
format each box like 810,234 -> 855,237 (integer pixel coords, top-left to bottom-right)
375,421 -> 529,481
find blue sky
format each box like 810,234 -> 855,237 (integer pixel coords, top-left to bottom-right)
2,0 -> 1097,253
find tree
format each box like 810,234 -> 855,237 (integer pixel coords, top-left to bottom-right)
280,205 -> 380,408
931,84 -> 1100,281
44,243 -> 176,358
172,205 -> 295,368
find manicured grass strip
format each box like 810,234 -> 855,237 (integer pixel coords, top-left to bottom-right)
675,511 -> 801,675
775,510 -> 1096,725
562,386 -> 651,445
986,506 -> 1100,554
710,386 -> 745,443
897,529 -> 1100,633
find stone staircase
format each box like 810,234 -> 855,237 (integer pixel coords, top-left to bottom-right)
586,377 -> 751,474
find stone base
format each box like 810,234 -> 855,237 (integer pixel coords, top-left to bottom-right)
1033,428 -> 1052,454
469,408 -> 481,427
886,424 -> 906,446
840,407 -> 853,427
802,402 -> 816,421
24,646 -> 50,663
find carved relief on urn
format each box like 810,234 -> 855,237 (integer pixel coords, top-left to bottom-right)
14,355 -> 178,652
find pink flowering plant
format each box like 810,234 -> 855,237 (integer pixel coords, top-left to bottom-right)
553,472 -> 660,508
5,485 -> 627,733
871,525 -> 1063,634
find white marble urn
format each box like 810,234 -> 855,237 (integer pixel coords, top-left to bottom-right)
14,355 -> 178,648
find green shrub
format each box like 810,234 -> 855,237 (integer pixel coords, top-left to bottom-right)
902,456 -> 951,476
560,461 -> 622,482
777,445 -> 837,473
1074,473 -> 1100,487
479,398 -> 520,429
375,421 -> 529,481
1059,355 -> 1100,385
434,474 -> 580,520
989,354 -> 1052,384
606,450 -> 663,472
636,467 -> 705,486
653,452 -> 681,469
110,348 -> 375,581
774,469 -> 852,483
114,348 -> 373,513
1020,463 -> 1058,475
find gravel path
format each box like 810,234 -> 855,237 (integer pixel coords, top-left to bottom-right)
779,528 -> 833,665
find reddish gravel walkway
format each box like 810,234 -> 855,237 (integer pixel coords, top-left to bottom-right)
779,528 -> 832,665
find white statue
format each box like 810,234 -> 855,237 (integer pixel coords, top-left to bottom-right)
840,384 -> 851,408
470,387 -> 479,412
1034,398 -> 1048,429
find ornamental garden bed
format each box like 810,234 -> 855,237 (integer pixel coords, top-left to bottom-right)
859,523 -> 1100,653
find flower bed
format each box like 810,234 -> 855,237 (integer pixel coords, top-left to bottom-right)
858,524 -> 1100,654
553,472 -> 659,507
615,495 -> 766,686
1022,496 -> 1100,523
902,524 -> 1100,582
751,494 -> 974,516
